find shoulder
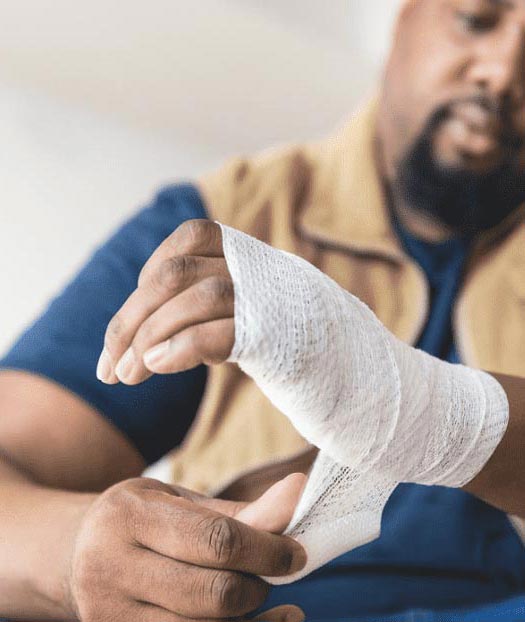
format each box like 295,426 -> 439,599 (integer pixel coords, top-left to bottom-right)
103,182 -> 208,261
141,182 -> 208,224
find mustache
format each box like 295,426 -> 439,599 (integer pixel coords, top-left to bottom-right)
445,93 -> 511,117
433,94 -> 525,149
397,98 -> 525,235
455,94 -> 506,116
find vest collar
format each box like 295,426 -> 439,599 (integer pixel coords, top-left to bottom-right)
298,98 -> 405,262
298,98 -> 525,264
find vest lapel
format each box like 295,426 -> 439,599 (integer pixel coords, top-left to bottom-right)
455,213 -> 525,375
297,99 -> 428,344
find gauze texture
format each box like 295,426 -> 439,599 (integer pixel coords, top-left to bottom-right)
218,223 -> 509,583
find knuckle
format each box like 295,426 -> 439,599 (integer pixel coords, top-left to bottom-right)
189,324 -> 206,353
105,315 -> 127,350
189,321 -> 232,365
156,255 -> 195,291
103,480 -> 154,543
209,571 -> 243,615
101,479 -> 143,522
136,318 -> 155,345
187,325 -> 214,364
179,219 -> 210,249
137,264 -> 147,287
195,277 -> 233,308
205,516 -> 241,566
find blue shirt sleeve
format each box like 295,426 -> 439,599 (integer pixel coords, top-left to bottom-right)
0,183 -> 209,465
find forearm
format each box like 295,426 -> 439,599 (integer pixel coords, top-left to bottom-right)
0,371 -> 146,494
0,456 -> 95,620
212,223 -> 523,579
463,373 -> 525,518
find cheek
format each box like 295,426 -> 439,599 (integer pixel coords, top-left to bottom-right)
393,11 -> 472,108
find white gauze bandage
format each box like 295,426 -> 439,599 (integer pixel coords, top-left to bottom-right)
218,223 -> 509,584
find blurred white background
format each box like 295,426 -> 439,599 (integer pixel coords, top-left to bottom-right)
0,0 -> 398,356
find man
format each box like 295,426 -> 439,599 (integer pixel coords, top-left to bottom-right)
2,0 -> 525,620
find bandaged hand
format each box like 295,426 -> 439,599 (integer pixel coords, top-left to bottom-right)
99,220 -> 509,585
97,220 -> 236,386
219,222 -> 509,584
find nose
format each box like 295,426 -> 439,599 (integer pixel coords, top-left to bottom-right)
468,22 -> 525,106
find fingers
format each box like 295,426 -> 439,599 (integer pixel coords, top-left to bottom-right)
72,478 -> 304,622
135,602 -> 221,622
197,473 -> 307,534
251,605 -> 306,622
235,473 -> 307,534
127,549 -> 268,618
113,276 -> 234,385
138,220 -> 224,288
135,603 -> 306,622
125,602 -> 183,622
132,490 -> 307,577
98,252 -> 231,385
97,220 -> 228,385
143,318 -> 235,375
171,474 -> 306,536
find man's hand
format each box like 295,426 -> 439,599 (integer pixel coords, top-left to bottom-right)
96,219 -> 233,385
67,474 -> 307,621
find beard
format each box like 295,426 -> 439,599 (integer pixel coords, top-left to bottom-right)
395,103 -> 525,237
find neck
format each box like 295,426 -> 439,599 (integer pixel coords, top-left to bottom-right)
391,190 -> 458,243
373,124 -> 457,244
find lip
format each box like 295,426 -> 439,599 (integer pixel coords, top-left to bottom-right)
449,117 -> 500,151
451,101 -> 503,135
442,108 -> 505,169
432,117 -> 503,173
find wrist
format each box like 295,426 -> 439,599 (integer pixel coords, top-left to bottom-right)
27,487 -> 97,620
390,337 -> 509,488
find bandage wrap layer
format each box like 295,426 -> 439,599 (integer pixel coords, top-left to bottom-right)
219,223 -> 509,583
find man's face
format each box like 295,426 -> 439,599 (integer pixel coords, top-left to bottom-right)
379,0 -> 525,234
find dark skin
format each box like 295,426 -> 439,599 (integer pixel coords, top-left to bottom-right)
377,0 -> 525,241
96,219 -> 525,520
2,1 -> 525,620
0,392 -> 307,622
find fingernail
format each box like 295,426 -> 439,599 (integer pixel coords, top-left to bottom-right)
96,349 -> 113,383
115,348 -> 136,381
288,542 -> 308,574
143,341 -> 169,369
289,607 -> 306,622
278,607 -> 306,622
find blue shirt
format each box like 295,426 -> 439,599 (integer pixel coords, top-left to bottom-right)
0,184 -> 208,465
1,184 -> 525,621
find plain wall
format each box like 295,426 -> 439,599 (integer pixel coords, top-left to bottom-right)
0,1 -> 399,352
0,3 -> 398,477
0,2 -> 399,353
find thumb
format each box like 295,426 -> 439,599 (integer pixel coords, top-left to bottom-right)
235,472 -> 306,534
251,604 -> 305,622
195,472 -> 306,534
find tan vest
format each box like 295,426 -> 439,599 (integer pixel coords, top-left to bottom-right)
170,98 -> 525,500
